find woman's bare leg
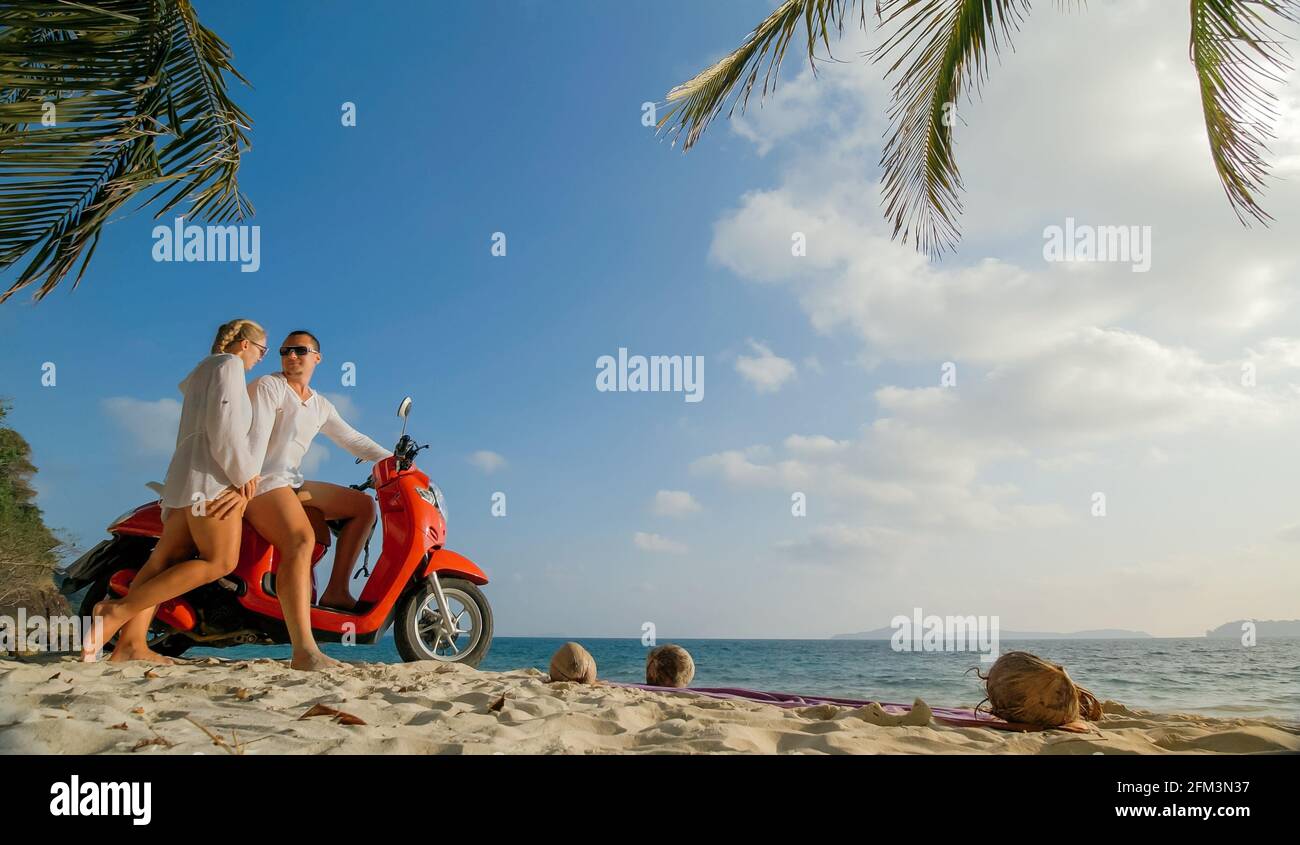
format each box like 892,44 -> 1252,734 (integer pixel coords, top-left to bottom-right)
243,487 -> 343,671
110,510 -> 198,664
82,506 -> 243,662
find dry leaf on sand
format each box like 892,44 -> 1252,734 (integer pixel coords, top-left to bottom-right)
298,703 -> 367,725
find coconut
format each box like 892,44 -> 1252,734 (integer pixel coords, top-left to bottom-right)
547,642 -> 597,684
977,651 -> 1102,727
645,643 -> 695,687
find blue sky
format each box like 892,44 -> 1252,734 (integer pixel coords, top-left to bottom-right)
2,0 -> 853,636
4,1 -> 1300,638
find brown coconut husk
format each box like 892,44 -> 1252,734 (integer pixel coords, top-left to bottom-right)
974,651 -> 1102,729
547,642 -> 597,684
646,644 -> 695,687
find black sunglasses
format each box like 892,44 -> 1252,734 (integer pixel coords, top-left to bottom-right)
280,345 -> 318,357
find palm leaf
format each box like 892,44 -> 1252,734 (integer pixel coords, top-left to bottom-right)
870,0 -> 1029,257
659,0 -> 871,150
1190,0 -> 1299,225
144,0 -> 252,223
0,0 -> 252,304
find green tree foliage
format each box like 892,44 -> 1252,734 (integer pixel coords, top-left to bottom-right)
0,400 -> 64,614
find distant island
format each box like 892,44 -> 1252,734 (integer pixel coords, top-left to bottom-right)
832,626 -> 1152,640
834,619 -> 1300,639
1205,619 -> 1300,638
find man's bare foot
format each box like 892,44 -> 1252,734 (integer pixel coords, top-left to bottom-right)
317,591 -> 357,611
290,649 -> 345,671
106,644 -> 175,665
81,600 -> 133,662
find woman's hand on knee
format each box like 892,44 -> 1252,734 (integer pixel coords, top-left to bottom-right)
206,487 -> 244,520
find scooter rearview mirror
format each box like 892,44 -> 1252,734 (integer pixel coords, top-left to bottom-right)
398,396 -> 413,437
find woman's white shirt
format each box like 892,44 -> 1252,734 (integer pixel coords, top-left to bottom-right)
160,354 -> 262,509
247,373 -> 391,495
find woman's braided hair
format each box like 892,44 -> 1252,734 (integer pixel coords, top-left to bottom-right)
210,318 -> 266,355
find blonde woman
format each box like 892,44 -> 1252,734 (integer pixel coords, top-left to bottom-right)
82,319 -> 270,663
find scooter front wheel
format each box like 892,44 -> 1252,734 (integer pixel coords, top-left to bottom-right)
394,576 -> 493,667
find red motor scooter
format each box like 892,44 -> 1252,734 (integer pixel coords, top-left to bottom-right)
59,397 -> 493,666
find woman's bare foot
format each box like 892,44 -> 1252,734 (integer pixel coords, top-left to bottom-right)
290,648 -> 345,671
106,643 -> 175,665
317,590 -> 357,611
81,600 -> 134,662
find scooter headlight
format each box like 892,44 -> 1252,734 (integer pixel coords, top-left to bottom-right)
416,484 -> 446,515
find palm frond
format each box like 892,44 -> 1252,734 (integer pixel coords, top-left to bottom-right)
144,0 -> 252,223
659,0 -> 870,150
0,0 -> 252,304
870,0 -> 1030,258
1190,0 -> 1299,225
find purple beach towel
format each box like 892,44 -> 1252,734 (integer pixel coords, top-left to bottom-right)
609,682 -> 1019,730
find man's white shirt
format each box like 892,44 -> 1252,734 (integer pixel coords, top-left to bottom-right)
247,373 -> 391,494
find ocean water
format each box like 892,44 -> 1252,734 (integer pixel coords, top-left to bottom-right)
196,636 -> 1300,723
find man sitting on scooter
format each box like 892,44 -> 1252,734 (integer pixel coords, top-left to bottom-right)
244,331 -> 391,668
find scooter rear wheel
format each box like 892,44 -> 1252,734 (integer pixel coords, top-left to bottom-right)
394,577 -> 492,667
80,574 -> 193,659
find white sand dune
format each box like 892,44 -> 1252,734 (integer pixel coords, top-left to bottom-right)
2,656 -> 1297,755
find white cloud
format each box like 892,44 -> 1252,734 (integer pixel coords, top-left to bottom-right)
731,70 -> 838,157
102,397 -> 181,456
691,449 -> 782,487
692,325 -> 1300,535
777,523 -> 906,560
633,532 -> 687,554
711,190 -> 1129,365
783,434 -> 849,457
467,450 -> 508,474
734,340 -> 797,393
873,328 -> 1298,448
322,391 -> 361,421
652,489 -> 701,517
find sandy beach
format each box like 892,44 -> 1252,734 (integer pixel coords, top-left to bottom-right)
2,656 -> 1296,755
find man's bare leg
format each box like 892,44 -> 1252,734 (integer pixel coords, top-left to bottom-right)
243,487 -> 344,671
300,481 -> 377,611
